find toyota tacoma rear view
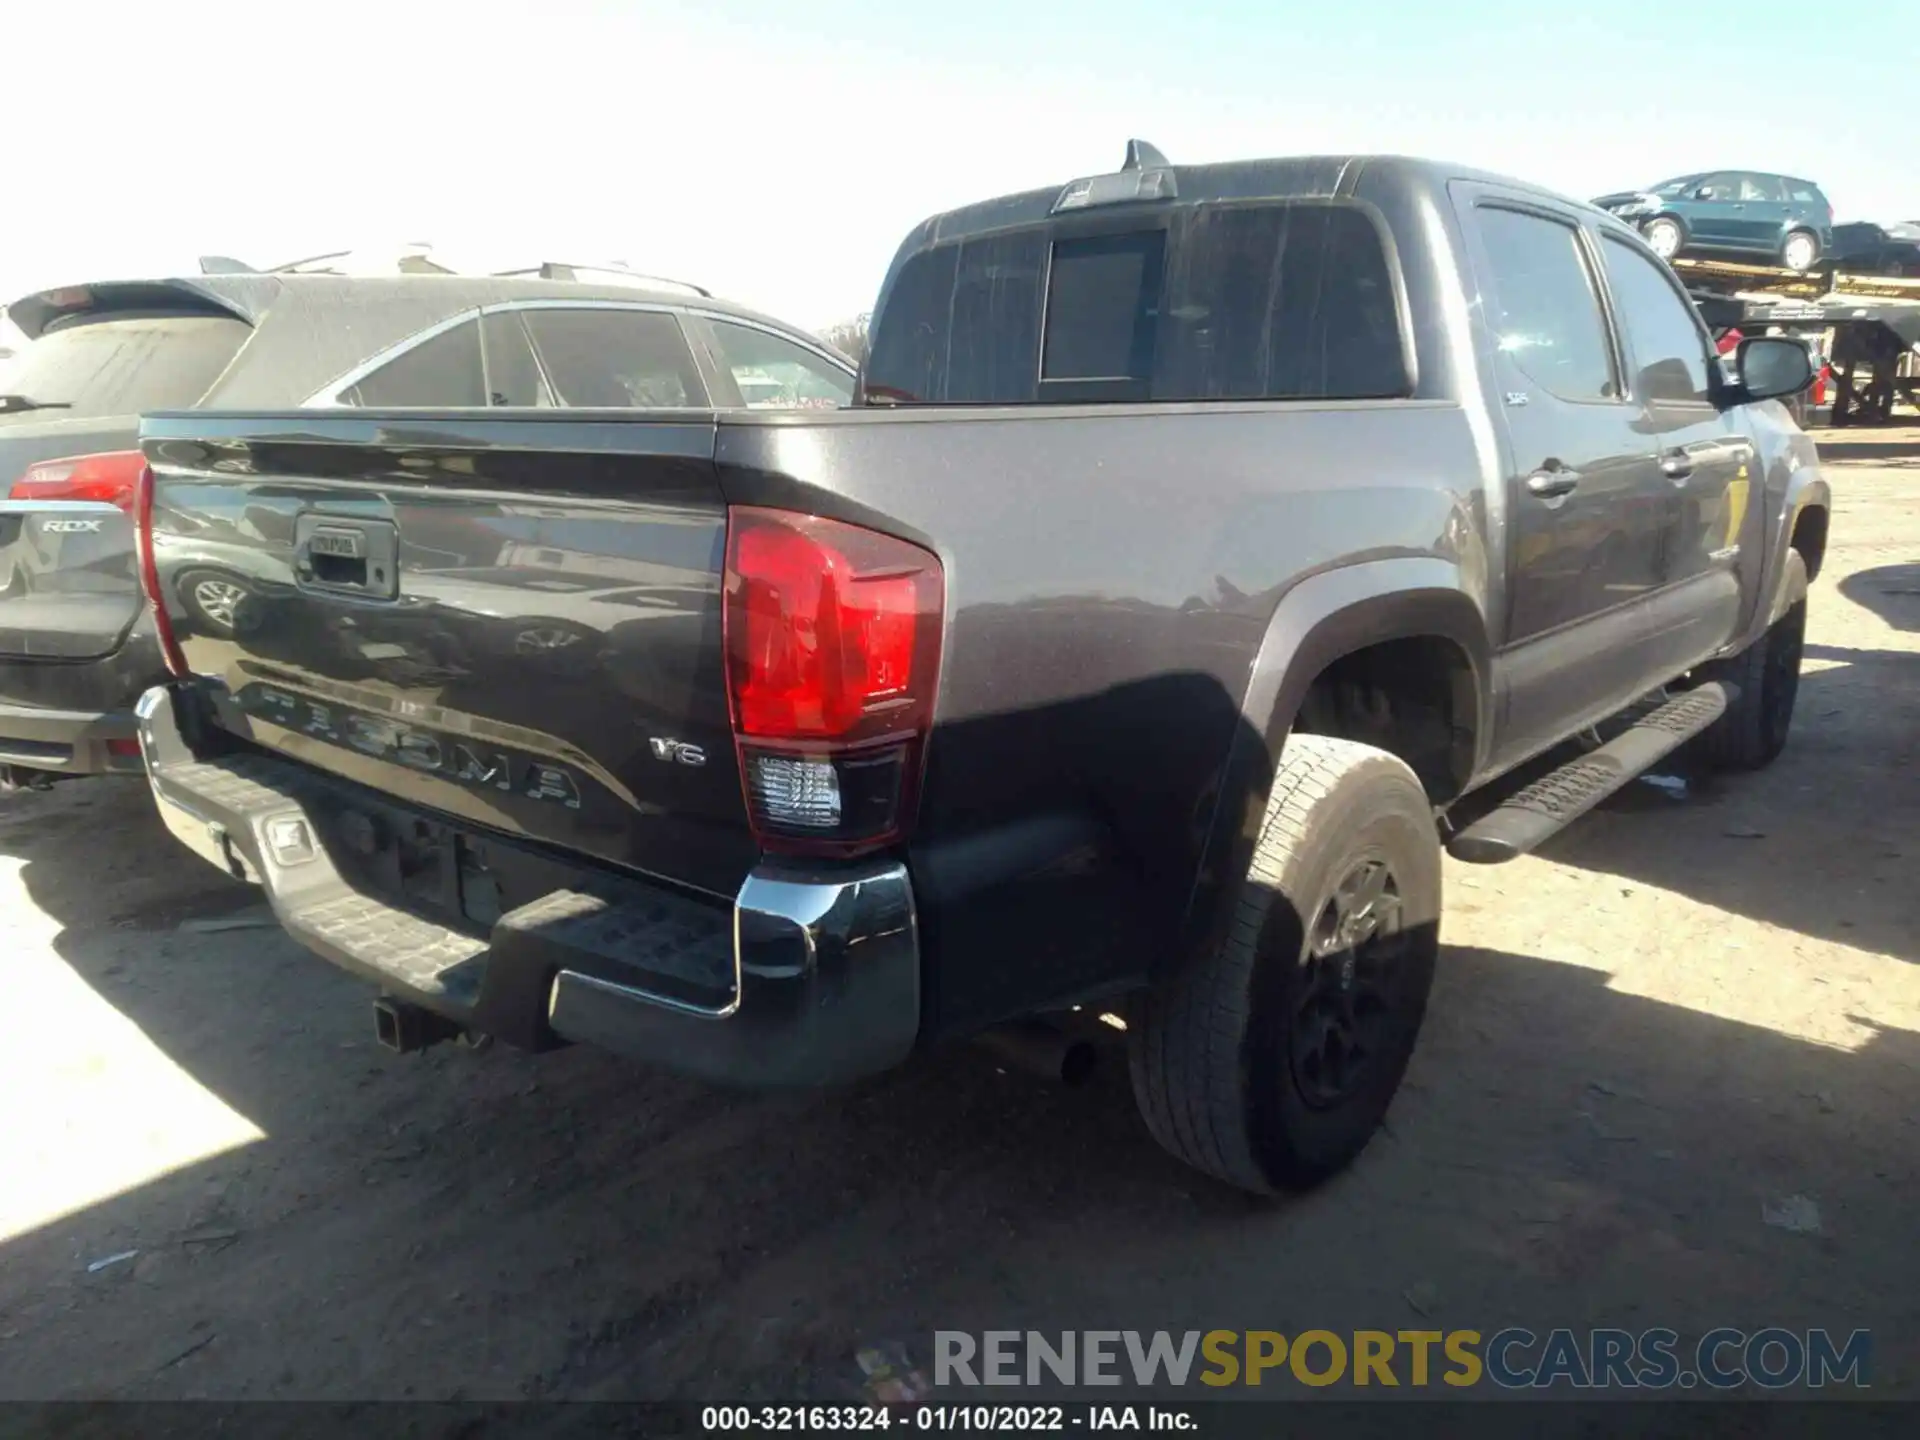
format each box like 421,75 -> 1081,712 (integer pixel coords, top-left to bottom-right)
129,145 -> 1828,1194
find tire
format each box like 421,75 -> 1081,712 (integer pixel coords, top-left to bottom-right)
1781,230 -> 1820,273
1694,592 -> 1807,771
1644,216 -> 1685,260
1129,734 -> 1441,1194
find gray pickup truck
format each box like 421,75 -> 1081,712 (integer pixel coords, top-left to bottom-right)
131,145 -> 1828,1194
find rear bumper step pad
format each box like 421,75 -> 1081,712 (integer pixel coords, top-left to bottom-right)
135,684 -> 921,1087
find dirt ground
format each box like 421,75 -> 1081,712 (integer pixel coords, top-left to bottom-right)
1,430 -> 1915,1410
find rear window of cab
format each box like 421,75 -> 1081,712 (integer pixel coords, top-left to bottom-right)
863,200 -> 1411,405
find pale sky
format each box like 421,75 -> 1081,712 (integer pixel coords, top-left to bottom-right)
1,0 -> 1913,344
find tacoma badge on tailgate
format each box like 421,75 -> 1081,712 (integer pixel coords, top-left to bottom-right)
242,684 -> 584,810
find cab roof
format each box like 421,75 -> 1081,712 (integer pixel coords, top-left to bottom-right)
890,148 -> 1575,255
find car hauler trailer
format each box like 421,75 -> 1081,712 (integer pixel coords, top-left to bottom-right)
1677,256 -> 1920,426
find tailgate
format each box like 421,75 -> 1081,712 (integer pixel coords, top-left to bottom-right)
141,410 -> 756,899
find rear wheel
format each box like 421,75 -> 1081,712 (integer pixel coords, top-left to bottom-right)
1644,216 -> 1685,259
1129,734 -> 1440,1193
1781,230 -> 1820,273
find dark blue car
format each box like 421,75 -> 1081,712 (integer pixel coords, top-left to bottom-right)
1593,171 -> 1834,272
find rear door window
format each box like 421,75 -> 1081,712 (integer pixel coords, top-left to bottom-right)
1739,174 -> 1785,202
345,319 -> 485,407
863,201 -> 1408,404
701,320 -> 853,408
0,314 -> 252,423
519,308 -> 706,408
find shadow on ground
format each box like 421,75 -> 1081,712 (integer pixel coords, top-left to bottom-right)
1838,565 -> 1920,633
1448,655 -> 1917,966
1,779 -> 1915,1408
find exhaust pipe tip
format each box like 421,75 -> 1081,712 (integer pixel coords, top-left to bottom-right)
976,1021 -> 1100,1086
1058,1038 -> 1098,1087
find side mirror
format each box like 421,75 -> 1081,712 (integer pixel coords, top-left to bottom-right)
1732,336 -> 1814,403
1692,186 -> 1713,200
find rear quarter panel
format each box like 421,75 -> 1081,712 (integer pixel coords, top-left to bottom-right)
716,401 -> 1490,1035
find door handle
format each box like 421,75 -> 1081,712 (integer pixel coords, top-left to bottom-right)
1659,451 -> 1695,481
1525,468 -> 1581,499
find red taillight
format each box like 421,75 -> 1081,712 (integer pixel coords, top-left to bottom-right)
133,463 -> 190,678
723,506 -> 943,856
9,449 -> 146,512
728,511 -> 937,741
1814,364 -> 1829,407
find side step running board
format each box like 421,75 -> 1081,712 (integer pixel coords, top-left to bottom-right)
1448,682 -> 1735,864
